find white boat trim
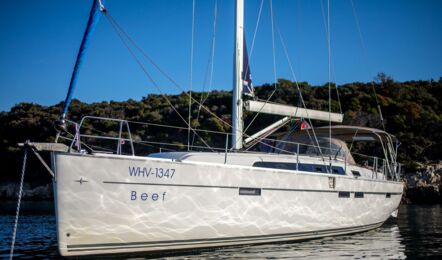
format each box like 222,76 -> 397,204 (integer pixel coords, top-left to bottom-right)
66,221 -> 384,253
61,151 -> 401,184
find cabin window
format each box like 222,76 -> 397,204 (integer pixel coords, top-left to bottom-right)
239,187 -> 261,196
355,192 -> 364,198
252,162 -> 345,175
351,171 -> 361,178
338,191 -> 350,198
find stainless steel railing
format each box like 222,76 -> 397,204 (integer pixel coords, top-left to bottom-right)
69,116 -> 135,156
67,116 -> 401,180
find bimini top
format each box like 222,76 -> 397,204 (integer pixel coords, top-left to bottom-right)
298,125 -> 397,143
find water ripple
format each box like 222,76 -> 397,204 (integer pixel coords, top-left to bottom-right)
0,204 -> 441,259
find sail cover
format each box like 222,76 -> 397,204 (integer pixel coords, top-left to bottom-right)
242,35 -> 254,97
61,0 -> 104,118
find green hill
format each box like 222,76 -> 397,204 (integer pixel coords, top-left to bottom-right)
1,77 -> 441,186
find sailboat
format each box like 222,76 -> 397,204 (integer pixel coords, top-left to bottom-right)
24,0 -> 403,256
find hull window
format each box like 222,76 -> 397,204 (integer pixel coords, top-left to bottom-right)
355,192 -> 364,198
338,191 -> 351,198
239,187 -> 261,196
253,162 -> 345,175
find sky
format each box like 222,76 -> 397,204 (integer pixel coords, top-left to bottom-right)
0,0 -> 441,112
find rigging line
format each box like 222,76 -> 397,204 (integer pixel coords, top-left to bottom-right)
245,16 -> 330,166
242,0 -> 264,86
59,124 -> 114,153
234,0 -> 264,138
106,10 -> 294,155
94,116 -> 322,155
63,119 -> 185,154
233,0 -> 265,145
320,0 -> 342,115
137,140 -> 224,152
244,118 -> 293,152
202,0 -> 219,101
373,80 -> 385,130
105,13 -> 232,131
132,138 -> 179,152
61,121 -> 175,153
327,0 -> 332,163
131,121 -> 293,153
270,0 -> 277,90
192,0 -> 219,148
348,107 -> 362,152
274,25 -> 300,120
104,14 -> 214,152
135,141 -> 177,153
277,120 -> 301,148
129,120 -> 231,136
228,0 -> 264,143
349,0 -> 385,130
106,9 -> 277,156
132,121 -> 298,154
58,135 -> 105,152
276,23 -> 328,165
188,0 -> 195,151
72,121 -> 323,157
248,0 -> 265,59
72,116 -> 330,157
106,16 -> 214,152
335,78 -> 343,114
72,115 -> 312,156
243,0 -> 279,135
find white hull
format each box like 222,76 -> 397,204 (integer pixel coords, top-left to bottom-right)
52,152 -> 402,256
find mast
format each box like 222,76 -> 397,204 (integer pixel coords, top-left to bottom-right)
232,0 -> 244,150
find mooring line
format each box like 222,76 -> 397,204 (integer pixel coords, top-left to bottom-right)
9,147 -> 28,260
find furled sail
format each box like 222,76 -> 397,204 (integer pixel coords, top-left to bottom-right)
242,35 -> 254,97
60,0 -> 105,119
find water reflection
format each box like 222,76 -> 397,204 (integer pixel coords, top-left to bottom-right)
154,220 -> 405,260
1,204 -> 441,259
398,204 -> 442,259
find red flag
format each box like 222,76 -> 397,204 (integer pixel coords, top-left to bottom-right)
301,120 -> 311,130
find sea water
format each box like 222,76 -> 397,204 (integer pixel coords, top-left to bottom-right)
0,203 -> 441,259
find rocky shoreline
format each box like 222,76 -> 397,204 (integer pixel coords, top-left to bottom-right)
0,183 -> 53,201
402,164 -> 442,204
1,165 -> 441,203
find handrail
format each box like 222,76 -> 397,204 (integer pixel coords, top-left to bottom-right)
71,116 -> 135,156
70,116 -> 400,180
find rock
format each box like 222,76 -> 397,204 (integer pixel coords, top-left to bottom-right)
24,184 -> 53,200
402,163 -> 442,204
0,182 -> 53,200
